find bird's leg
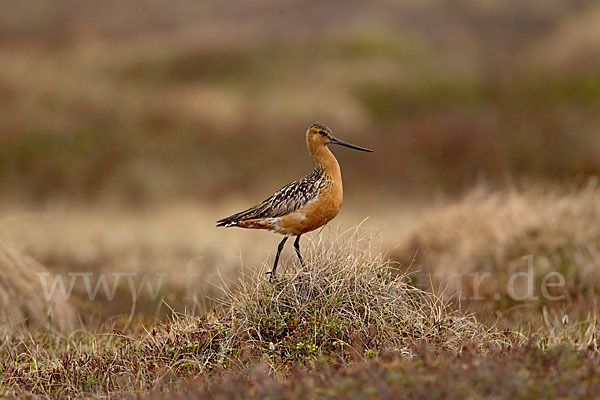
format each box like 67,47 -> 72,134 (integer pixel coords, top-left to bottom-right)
293,235 -> 305,266
268,236 -> 289,280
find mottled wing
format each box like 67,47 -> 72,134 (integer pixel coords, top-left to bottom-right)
217,167 -> 328,227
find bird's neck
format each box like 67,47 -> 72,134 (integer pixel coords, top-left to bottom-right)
311,144 -> 341,181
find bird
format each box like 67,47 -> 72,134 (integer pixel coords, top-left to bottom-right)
217,122 -> 373,279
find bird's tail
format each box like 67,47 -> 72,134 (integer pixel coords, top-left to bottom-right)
216,219 -> 237,227
216,216 -> 237,227
217,202 -> 267,228
216,209 -> 252,227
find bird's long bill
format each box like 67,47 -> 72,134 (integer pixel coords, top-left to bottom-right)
330,136 -> 374,152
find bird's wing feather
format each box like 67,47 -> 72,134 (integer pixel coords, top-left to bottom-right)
217,167 -> 328,226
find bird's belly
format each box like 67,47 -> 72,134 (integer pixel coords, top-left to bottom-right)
275,186 -> 343,235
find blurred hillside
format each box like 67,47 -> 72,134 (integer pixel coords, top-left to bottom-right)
1,0 -> 599,204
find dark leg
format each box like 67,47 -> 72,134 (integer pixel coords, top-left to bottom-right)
268,236 -> 289,280
293,235 -> 305,266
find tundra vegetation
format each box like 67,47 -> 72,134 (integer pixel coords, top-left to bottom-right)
2,0 -> 600,398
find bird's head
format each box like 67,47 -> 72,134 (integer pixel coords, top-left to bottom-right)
306,122 -> 373,153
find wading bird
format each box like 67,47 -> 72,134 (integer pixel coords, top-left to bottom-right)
217,122 -> 373,279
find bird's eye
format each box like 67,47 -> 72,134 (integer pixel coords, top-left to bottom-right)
318,130 -> 328,136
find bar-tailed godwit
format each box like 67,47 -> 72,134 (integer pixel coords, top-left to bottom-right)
217,122 -> 373,279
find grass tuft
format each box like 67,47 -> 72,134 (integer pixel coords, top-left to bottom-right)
221,231 -> 504,365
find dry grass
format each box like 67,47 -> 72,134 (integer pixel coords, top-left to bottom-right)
393,183 -> 600,324
0,243 -> 76,332
0,202 -> 278,319
0,234 -> 502,398
1,189 -> 600,398
222,231 -> 501,363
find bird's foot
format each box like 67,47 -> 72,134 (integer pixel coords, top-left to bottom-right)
265,270 -> 275,282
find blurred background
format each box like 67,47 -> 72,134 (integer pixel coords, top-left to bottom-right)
1,0 -> 600,327
2,0 -> 600,204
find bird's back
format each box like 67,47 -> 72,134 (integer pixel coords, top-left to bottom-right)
216,166 -> 330,228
